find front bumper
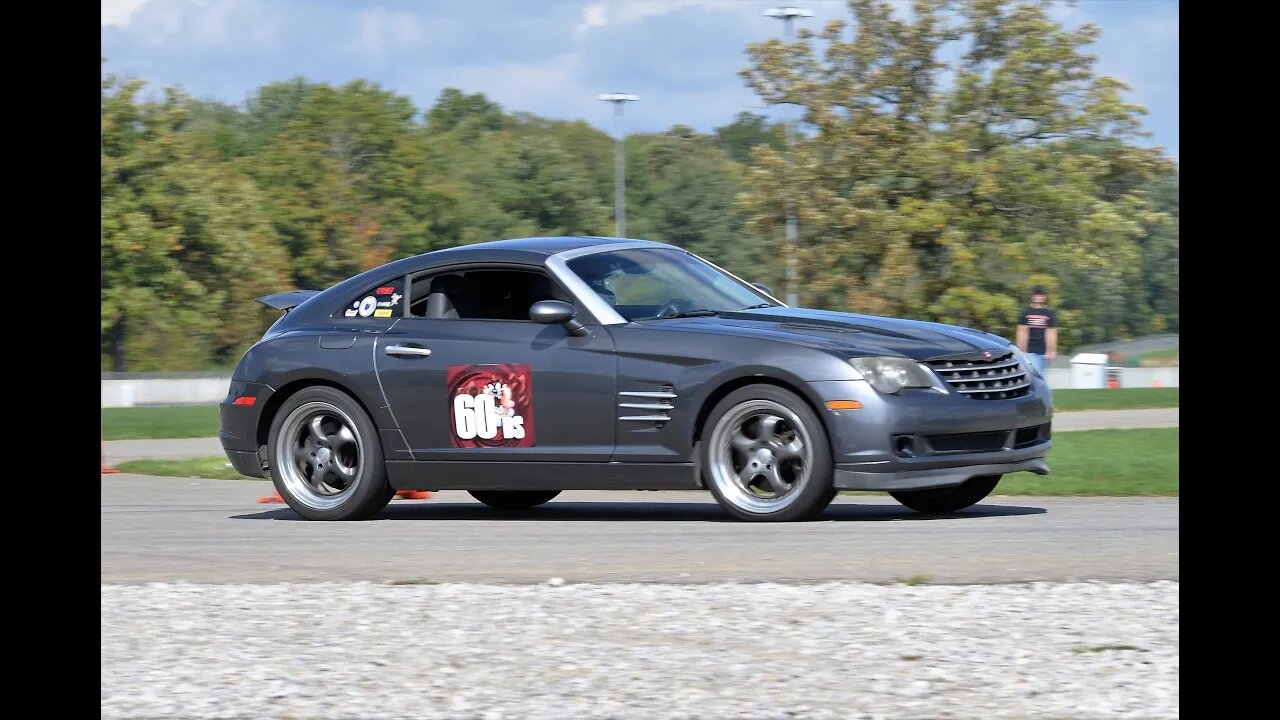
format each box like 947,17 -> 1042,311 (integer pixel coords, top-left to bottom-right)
834,448 -> 1050,490
808,376 -> 1053,492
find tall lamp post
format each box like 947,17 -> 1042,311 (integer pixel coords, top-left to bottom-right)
598,93 -> 639,237
764,6 -> 812,307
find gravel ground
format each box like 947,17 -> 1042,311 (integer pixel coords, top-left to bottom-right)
102,581 -> 1178,719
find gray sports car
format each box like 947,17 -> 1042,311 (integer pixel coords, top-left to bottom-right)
220,236 -> 1052,521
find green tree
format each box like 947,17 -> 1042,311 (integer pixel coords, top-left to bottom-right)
242,80 -> 424,287
739,0 -> 1174,346
714,112 -> 786,164
1139,170 -> 1178,334
425,87 -> 509,137
626,126 -> 762,278
102,76 -> 289,371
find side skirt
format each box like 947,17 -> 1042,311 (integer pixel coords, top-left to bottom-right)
386,461 -> 700,491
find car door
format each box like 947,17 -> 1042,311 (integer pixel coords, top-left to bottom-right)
374,265 -> 617,462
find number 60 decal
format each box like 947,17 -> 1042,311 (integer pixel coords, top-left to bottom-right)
446,364 -> 535,448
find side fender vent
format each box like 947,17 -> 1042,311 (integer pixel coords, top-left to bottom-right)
618,385 -> 677,424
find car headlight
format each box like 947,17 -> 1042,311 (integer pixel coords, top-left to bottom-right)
848,357 -> 937,394
1008,344 -> 1042,378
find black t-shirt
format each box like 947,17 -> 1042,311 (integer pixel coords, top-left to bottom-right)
1019,306 -> 1057,354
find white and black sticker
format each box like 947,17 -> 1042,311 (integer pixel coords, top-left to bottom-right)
344,308 -> 358,317
357,296 -> 377,317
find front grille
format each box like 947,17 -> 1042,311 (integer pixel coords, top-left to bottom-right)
922,430 -> 1009,454
925,352 -> 1030,400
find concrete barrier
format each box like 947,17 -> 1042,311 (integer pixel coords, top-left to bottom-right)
100,366 -> 1179,408
102,377 -> 231,408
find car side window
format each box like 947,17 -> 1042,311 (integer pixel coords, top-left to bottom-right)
408,268 -> 572,320
340,277 -> 405,319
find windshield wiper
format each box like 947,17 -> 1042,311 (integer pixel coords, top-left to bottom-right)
741,303 -> 773,310
653,309 -> 720,319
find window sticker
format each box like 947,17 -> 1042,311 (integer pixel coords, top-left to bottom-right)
345,279 -> 404,320
447,364 -> 536,448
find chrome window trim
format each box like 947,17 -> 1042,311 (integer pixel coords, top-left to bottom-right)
546,241 -> 787,326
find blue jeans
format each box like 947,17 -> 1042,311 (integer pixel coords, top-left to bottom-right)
1028,353 -> 1046,376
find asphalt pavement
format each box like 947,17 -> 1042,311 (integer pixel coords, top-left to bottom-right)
101,475 -> 1178,584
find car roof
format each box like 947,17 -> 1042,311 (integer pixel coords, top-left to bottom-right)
370,236 -> 675,279
429,235 -> 669,258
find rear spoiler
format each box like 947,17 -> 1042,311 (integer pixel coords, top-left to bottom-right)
256,290 -> 321,312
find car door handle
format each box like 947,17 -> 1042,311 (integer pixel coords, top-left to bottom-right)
384,344 -> 432,357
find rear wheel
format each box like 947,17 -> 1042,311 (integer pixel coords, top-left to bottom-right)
267,386 -> 393,521
889,475 -> 1001,513
469,490 -> 561,511
701,384 -> 836,522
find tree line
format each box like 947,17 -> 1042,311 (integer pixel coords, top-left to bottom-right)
101,0 -> 1177,372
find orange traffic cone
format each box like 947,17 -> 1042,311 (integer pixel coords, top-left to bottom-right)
101,439 -> 119,474
257,489 -> 285,503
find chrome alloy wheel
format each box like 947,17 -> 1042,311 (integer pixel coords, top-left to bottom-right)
273,401 -> 364,510
707,399 -> 814,514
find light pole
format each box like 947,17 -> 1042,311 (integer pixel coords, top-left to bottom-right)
599,93 -> 639,237
764,6 -> 811,307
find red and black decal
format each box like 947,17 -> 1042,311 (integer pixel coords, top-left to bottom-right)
375,286 -> 396,295
447,364 -> 535,448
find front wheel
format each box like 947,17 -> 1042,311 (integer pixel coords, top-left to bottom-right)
889,475 -> 1001,513
469,490 -> 561,511
701,384 -> 836,522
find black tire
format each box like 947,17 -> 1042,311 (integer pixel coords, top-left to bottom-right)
468,490 -> 562,511
700,384 -> 836,522
267,386 -> 393,521
889,475 -> 1001,513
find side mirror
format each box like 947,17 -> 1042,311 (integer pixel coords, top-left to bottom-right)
529,300 -> 587,336
752,282 -> 775,297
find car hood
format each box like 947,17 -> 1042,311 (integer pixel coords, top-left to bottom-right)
638,307 -> 1011,361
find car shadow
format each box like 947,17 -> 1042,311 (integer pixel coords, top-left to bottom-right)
231,501 -> 1046,522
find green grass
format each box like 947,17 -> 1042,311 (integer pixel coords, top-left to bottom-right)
1137,348 -> 1180,366
115,456 -> 257,480
995,428 -> 1177,496
1050,387 -> 1178,411
895,574 -> 932,586
102,404 -> 220,440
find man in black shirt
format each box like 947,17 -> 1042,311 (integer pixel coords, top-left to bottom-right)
1016,287 -> 1057,376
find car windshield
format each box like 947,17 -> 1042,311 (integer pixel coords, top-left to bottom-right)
566,248 -> 776,321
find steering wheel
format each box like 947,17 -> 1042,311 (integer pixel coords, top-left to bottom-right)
656,297 -> 695,318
